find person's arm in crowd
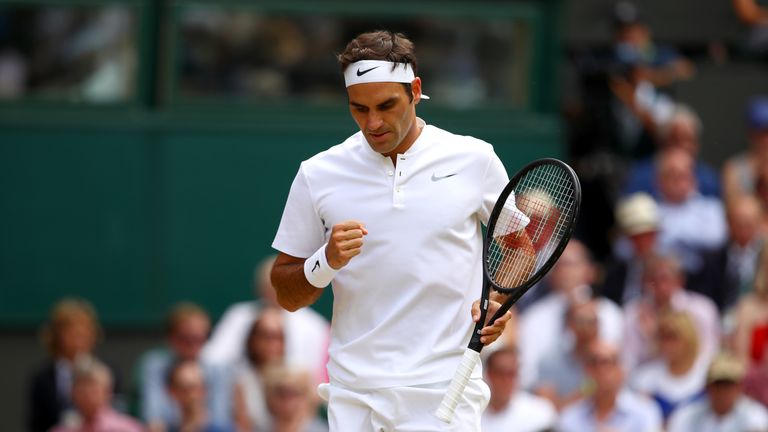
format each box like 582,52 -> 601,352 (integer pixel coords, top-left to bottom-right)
734,0 -> 768,25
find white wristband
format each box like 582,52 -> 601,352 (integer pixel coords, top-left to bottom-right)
303,244 -> 338,288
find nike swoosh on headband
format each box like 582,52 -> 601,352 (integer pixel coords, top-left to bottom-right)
356,66 -> 380,76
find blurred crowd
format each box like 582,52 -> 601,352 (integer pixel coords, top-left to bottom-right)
17,0 -> 768,431
27,256 -> 332,432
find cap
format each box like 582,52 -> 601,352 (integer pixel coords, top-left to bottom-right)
615,192 -> 659,235
707,352 -> 745,384
747,96 -> 768,130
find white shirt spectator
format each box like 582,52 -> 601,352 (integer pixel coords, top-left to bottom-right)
630,357 -> 709,419
556,389 -> 663,432
481,390 -> 556,432
202,301 -> 330,382
518,289 -> 624,388
657,193 -> 727,273
667,395 -> 768,432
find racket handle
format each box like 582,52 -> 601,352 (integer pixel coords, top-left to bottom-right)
435,349 -> 481,423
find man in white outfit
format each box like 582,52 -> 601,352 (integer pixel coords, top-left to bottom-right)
271,30 -> 525,431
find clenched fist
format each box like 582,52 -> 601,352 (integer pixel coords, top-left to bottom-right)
326,220 -> 368,269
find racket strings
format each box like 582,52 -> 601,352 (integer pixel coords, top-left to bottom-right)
487,164 -> 576,289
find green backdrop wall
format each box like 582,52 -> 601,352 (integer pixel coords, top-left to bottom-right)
0,106 -> 562,326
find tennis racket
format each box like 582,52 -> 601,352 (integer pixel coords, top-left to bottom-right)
435,158 -> 581,423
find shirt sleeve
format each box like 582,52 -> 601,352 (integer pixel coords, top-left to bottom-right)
478,146 -> 510,225
272,165 -> 327,258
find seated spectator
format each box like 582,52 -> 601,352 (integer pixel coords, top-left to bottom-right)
203,255 -> 330,382
623,253 -> 721,370
27,298 -> 121,432
556,340 -> 663,431
133,302 -> 231,432
608,1 -> 694,158
732,0 -> 768,56
744,341 -> 768,407
166,360 -> 234,432
51,358 -> 143,432
723,96 -> 768,205
232,307 -> 286,432
534,299 -> 600,410
630,310 -> 709,420
697,194 -> 766,312
260,363 -> 329,432
622,104 -> 720,199
667,352 -> 768,431
602,192 -> 662,305
482,345 -> 557,431
654,147 -> 727,274
518,240 -> 623,388
731,245 -> 768,368
611,1 -> 695,89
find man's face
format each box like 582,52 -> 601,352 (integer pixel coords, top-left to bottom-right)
72,377 -> 109,419
643,263 -> 681,305
708,381 -> 742,415
658,150 -> 696,203
169,315 -> 209,360
586,343 -> 624,395
485,351 -> 518,404
548,242 -> 594,294
347,80 -> 420,158
170,362 -> 206,410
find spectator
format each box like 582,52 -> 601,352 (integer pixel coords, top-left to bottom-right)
232,307 -> 286,432
630,310 -> 709,421
133,302 -> 231,432
166,360 -> 234,432
27,298 -> 121,432
732,0 -> 768,56
622,253 -> 721,370
518,240 -> 623,388
50,358 -> 143,432
482,345 -> 557,431
260,363 -> 329,432
698,194 -> 766,312
611,1 -> 695,89
534,299 -> 600,410
556,340 -> 663,432
731,245 -> 768,368
744,341 -> 768,407
202,255 -> 329,383
607,0 -> 697,160
602,192 -> 662,305
667,352 -> 768,431
723,96 -> 768,205
654,147 -> 727,273
622,104 -> 720,199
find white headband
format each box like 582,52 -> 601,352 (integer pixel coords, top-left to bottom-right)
344,60 -> 430,99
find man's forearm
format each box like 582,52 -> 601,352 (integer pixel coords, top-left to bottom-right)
271,255 -> 324,312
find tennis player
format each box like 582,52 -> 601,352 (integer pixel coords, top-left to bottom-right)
271,30 -> 529,431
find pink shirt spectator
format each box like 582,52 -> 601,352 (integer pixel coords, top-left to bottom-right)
50,408 -> 144,432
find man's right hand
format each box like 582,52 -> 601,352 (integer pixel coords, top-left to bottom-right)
326,220 -> 368,269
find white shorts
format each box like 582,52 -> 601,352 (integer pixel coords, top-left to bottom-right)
318,379 -> 490,432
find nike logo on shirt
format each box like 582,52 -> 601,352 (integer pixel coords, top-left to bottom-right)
431,173 -> 457,182
356,66 -> 380,76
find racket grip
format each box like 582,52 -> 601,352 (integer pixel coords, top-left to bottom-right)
435,349 -> 481,423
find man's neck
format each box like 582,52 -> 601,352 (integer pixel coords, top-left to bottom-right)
592,392 -> 618,421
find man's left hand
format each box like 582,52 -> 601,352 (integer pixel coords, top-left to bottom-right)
471,299 -> 511,345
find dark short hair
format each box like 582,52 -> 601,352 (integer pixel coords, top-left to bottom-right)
337,30 -> 417,102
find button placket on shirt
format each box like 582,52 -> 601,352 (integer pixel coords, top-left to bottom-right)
392,155 -> 407,207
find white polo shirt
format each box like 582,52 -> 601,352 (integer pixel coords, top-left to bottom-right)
272,119 -> 510,389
